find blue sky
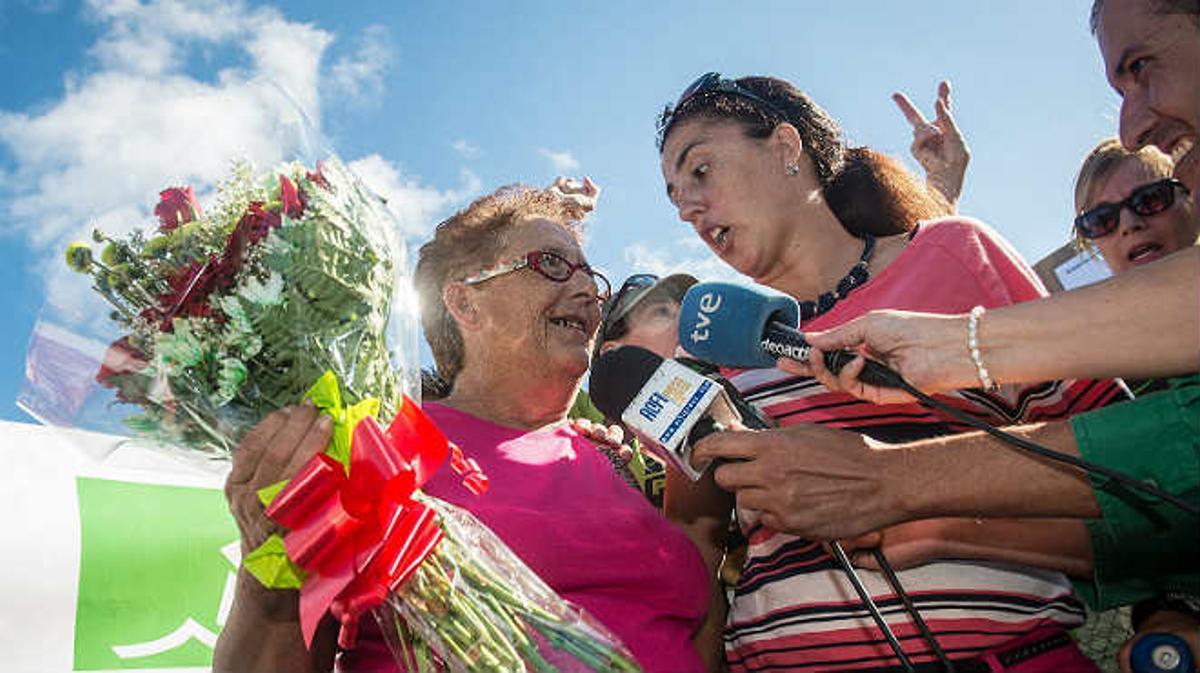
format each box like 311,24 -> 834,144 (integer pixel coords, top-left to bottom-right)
0,0 -> 1120,425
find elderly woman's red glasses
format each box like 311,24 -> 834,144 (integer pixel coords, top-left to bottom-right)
463,250 -> 612,301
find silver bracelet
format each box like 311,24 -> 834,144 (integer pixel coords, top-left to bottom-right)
967,305 -> 999,392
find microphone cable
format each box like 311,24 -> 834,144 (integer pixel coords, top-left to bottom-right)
677,357 -> 955,672
821,349 -> 1200,518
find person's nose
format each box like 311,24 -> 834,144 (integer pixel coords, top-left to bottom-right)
676,188 -> 704,227
1117,207 -> 1148,237
569,263 -> 606,301
1118,89 -> 1156,152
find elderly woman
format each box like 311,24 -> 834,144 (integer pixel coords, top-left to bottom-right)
214,186 -> 711,672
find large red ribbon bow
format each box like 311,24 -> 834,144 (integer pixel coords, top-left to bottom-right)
265,396 -> 456,649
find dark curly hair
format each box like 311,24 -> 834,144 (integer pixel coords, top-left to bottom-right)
657,75 -> 950,238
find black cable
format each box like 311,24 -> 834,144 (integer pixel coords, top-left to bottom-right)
827,351 -> 1200,518
828,542 -> 917,673
873,549 -> 957,673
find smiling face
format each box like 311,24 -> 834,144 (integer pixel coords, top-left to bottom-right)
660,118 -> 810,280
1097,0 -> 1200,191
1084,158 -> 1197,273
463,217 -> 602,383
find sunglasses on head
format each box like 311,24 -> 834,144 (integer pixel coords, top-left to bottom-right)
463,250 -> 612,301
1074,178 -> 1189,239
600,273 -> 658,338
657,72 -> 787,143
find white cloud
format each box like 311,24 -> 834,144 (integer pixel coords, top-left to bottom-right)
349,154 -> 479,241
328,24 -> 391,103
0,0 -> 461,325
620,237 -> 746,285
86,0 -> 261,77
538,148 -> 580,173
452,139 -> 480,158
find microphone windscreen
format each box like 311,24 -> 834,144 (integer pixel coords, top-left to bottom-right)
589,346 -> 664,420
677,282 -> 800,368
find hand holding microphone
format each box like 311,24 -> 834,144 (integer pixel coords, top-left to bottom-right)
797,309 -> 984,404
687,422 -> 917,540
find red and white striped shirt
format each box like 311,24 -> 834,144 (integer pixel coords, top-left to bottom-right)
724,217 -> 1128,672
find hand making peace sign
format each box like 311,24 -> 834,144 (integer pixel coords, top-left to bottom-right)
893,80 -> 970,208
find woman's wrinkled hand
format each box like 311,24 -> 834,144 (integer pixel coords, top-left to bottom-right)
224,404 -> 333,554
571,417 -> 634,463
781,309 -> 974,403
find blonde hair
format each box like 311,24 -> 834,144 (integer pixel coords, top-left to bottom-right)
1072,138 -> 1175,250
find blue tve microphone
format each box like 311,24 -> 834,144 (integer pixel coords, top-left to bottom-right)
677,282 -> 903,388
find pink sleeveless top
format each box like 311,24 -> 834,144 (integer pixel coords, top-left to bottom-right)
337,402 -> 709,673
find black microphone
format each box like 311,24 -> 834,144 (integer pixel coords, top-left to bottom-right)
762,321 -> 904,389
591,346 -> 744,481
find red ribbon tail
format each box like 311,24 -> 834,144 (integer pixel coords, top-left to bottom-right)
299,559 -> 354,647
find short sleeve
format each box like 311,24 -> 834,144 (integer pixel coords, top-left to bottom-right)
1069,374 -> 1200,609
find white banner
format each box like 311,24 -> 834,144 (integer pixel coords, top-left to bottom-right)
0,420 -> 237,672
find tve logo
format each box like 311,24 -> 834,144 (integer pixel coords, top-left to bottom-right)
687,292 -> 722,344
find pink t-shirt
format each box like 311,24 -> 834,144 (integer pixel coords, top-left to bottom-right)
338,402 -> 709,673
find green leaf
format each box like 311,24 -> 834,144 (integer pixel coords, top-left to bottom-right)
304,370 -> 342,412
244,534 -> 307,589
257,479 -> 289,508
329,397 -> 381,469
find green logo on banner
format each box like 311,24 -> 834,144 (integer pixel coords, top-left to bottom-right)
74,477 -> 239,669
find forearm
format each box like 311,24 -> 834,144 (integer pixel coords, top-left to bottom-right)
889,420 -> 1101,521
665,468 -> 732,672
981,246 -> 1200,384
213,570 -> 335,673
932,517 -> 1094,578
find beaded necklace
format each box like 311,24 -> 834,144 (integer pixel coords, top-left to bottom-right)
799,233 -> 876,322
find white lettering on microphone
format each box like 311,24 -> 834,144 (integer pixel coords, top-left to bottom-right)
689,292 -> 722,343
760,338 -> 812,363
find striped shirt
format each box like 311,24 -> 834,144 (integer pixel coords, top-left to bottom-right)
724,217 -> 1129,671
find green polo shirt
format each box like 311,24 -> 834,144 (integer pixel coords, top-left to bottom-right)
1070,374 -> 1200,609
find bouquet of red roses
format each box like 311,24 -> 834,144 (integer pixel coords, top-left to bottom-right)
21,152 -> 640,671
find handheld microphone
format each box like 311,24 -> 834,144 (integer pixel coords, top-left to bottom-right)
677,281 -> 903,388
590,346 -> 742,481
593,350 -> 938,672
678,284 -> 1200,518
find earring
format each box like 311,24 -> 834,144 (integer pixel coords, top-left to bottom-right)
785,163 -> 800,175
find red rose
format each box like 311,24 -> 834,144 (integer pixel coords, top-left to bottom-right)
279,175 -> 305,219
154,186 -> 203,232
96,336 -> 149,388
306,161 -> 330,189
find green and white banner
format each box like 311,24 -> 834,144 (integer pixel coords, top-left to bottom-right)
0,420 -> 237,672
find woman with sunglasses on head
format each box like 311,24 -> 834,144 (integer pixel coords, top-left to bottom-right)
656,73 -> 1129,672
215,185 -> 711,673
